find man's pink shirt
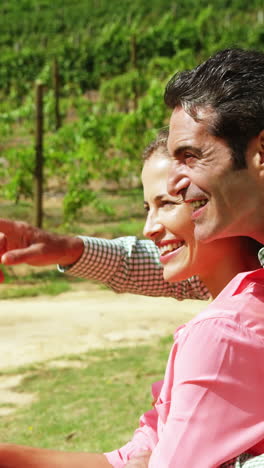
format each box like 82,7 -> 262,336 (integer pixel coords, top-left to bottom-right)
105,269 -> 264,467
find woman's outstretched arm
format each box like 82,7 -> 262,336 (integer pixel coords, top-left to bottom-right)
0,444 -> 112,468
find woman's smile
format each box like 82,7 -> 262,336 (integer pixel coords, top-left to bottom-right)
157,240 -> 185,264
142,149 -> 200,282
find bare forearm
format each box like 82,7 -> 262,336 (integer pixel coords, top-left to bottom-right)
0,219 -> 84,267
0,444 -> 112,468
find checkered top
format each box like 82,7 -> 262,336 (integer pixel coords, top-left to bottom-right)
62,236 -> 210,300
221,453 -> 264,467
60,237 -> 264,301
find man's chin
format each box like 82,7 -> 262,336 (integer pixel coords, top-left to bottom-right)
193,222 -> 222,244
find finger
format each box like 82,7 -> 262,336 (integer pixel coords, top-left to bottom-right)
1,244 -> 44,266
0,220 -> 30,252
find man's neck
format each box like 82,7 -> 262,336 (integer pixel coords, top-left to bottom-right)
201,239 -> 261,299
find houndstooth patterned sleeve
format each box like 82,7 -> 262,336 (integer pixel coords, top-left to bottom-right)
258,247 -> 264,267
221,453 -> 264,467
60,236 -> 210,300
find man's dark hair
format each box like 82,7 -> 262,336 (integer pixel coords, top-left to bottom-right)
164,48 -> 264,169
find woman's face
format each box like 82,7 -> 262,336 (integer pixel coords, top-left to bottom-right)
142,149 -> 226,283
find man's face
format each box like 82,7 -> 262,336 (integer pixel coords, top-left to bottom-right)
167,107 -> 259,242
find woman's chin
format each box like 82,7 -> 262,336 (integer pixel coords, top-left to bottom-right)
162,251 -> 191,283
163,267 -> 189,283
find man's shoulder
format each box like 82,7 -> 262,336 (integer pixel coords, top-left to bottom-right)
188,269 -> 264,338
216,268 -> 264,300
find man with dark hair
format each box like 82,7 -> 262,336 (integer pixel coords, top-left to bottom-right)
163,50 -> 264,467
164,48 -> 264,249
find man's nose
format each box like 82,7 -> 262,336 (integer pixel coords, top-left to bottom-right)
167,161 -> 190,197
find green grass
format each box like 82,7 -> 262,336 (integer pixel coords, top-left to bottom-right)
0,336 -> 172,452
0,280 -> 70,300
0,267 -> 77,299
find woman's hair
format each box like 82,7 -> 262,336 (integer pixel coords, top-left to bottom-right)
142,129 -> 169,161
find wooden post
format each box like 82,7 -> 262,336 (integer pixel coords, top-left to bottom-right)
53,58 -> 61,130
130,34 -> 137,69
34,81 -> 44,228
130,35 -> 138,109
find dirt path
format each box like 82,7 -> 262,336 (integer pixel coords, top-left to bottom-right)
0,288 -> 208,415
0,288 -> 207,370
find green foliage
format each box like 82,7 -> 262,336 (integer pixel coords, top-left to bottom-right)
1,0 -> 264,221
93,22 -> 131,80
100,70 -> 149,112
1,0 -> 264,99
146,56 -> 177,82
113,79 -> 169,166
0,146 -> 34,203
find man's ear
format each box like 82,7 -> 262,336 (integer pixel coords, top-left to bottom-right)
249,130 -> 264,174
258,130 -> 264,165
251,130 -> 264,183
